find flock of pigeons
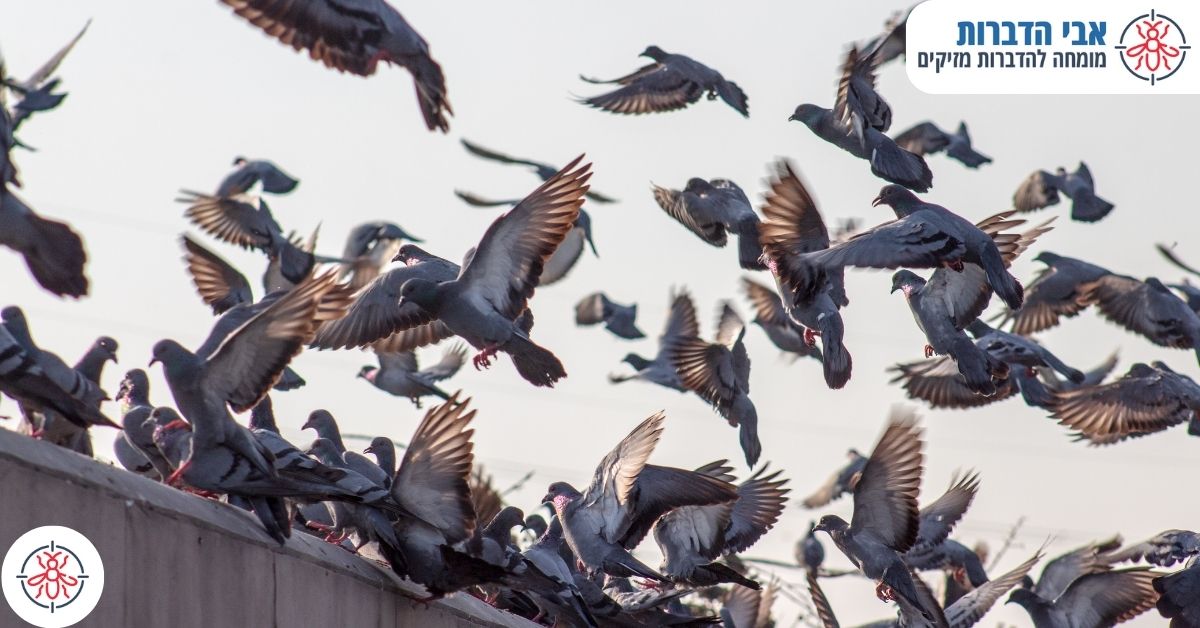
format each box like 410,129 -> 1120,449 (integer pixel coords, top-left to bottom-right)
0,2 -> 1198,627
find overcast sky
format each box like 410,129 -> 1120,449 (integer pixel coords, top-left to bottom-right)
3,1 -> 1197,625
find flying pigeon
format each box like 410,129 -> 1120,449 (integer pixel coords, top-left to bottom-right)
1077,275 -> 1200,364
651,177 -> 765,271
358,342 -> 467,407
4,20 -> 90,130
338,221 -> 423,291
812,409 -> 949,626
0,190 -> 89,297
392,157 -> 592,386
459,139 -> 617,204
994,252 -> 1112,335
757,159 -> 853,388
218,0 -> 451,132
893,121 -> 992,168
1103,530 -> 1200,568
790,48 -> 931,192
1154,558 -> 1200,627
1007,567 -> 1159,627
542,411 -> 738,580
800,448 -> 867,509
579,46 -> 748,116
215,157 -> 298,198
861,7 -> 912,66
665,297 -> 762,467
609,288 -> 697,392
1050,361 -> 1200,444
574,292 -> 645,340
1014,162 -> 1114,223
902,473 -> 987,587
741,277 -> 822,363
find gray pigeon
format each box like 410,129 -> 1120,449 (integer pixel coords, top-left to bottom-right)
216,157 -> 298,197
902,474 -> 987,587
300,409 -> 387,485
358,343 -> 467,407
542,411 -> 738,581
1050,361 -> 1200,445
1154,558 -> 1200,627
757,160 -> 852,388
517,518 -> 600,628
363,436 -> 397,479
338,221 -> 423,291
1007,567 -> 1158,627
652,178 -> 765,271
575,292 -> 645,340
115,369 -> 173,480
893,122 -> 992,169
800,448 -> 867,509
741,277 -> 822,362
654,462 -> 789,588
149,407 -> 193,472
19,335 -> 117,455
1104,530 -> 1200,568
393,157 -> 592,387
0,323 -> 109,435
798,521 -> 826,573
459,139 -> 617,204
180,234 -> 254,315
861,7 -> 911,66
609,288 -> 696,392
580,46 -> 748,116
1077,275 -> 1200,364
665,297 -> 761,467
4,20 -> 89,130
219,0 -> 450,132
995,252 -> 1111,335
790,48 -> 931,192
305,437 -> 404,551
150,271 -> 349,479
0,190 -> 89,297
812,409 -> 949,627
1014,163 -> 1114,223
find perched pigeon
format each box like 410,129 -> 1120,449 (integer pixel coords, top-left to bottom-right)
575,292 -> 644,340
115,369 -> 173,480
4,20 -> 89,130
459,139 -> 617,204
215,158 -> 298,198
1050,361 -> 1200,444
798,522 -> 826,573
0,190 -> 89,297
1077,275 -> 1200,364
800,448 -> 867,509
300,409 -> 387,484
652,177 -> 765,271
580,46 -> 748,116
1007,567 -> 1159,627
218,0 -> 450,132
791,48 -> 931,192
757,160 -> 853,388
1104,530 -> 1200,568
654,462 -> 789,588
893,122 -> 992,168
358,342 -> 467,407
0,323 -> 109,433
338,221 -> 422,291
995,252 -> 1111,335
741,277 -> 822,363
517,518 -> 600,628
393,157 -> 592,386
609,288 -> 697,392
1154,558 -> 1200,627
305,437 -> 404,550
149,408 -> 193,472
363,436 -> 398,480
25,335 -> 118,455
665,298 -> 762,467
542,411 -> 738,580
1014,163 -> 1114,223
813,409 -> 949,626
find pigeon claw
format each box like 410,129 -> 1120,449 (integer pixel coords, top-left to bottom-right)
803,328 -> 821,348
875,581 -> 897,602
166,460 -> 192,488
472,346 -> 499,370
924,344 -> 935,358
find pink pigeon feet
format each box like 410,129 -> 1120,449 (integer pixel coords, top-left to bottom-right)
876,581 -> 897,602
804,327 -> 821,348
924,344 -> 935,358
472,345 -> 499,370
165,460 -> 192,488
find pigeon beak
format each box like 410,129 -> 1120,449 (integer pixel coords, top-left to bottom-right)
148,357 -> 159,367
871,195 -> 883,207
787,113 -> 799,122
890,284 -> 900,294
540,493 -> 554,505
363,444 -> 375,454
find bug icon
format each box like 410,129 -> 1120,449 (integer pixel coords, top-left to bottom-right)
1125,20 -> 1181,72
1116,10 -> 1191,84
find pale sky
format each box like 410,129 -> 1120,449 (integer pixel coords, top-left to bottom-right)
3,1 -> 1197,625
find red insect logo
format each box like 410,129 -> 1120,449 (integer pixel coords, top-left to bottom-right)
1116,10 -> 1191,85
1126,20 -> 1180,71
25,551 -> 79,603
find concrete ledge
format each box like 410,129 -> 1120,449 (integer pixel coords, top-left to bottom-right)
0,427 -> 536,628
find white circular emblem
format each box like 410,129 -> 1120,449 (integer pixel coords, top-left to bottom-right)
2,526 -> 105,628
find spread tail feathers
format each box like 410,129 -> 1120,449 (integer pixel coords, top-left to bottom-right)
504,335 -> 566,387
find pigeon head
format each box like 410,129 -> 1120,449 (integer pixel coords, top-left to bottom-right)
486,506 -> 528,538
398,278 -> 440,309
847,448 -> 863,459
117,369 -> 150,405
871,184 -> 920,210
392,243 -> 430,264
149,406 -> 188,430
621,353 -> 653,372
1006,585 -> 1045,610
232,156 -> 247,166
683,177 -> 714,196
94,336 -> 119,363
357,365 -> 378,381
363,436 -> 393,457
1032,251 -> 1061,266
640,45 -> 668,61
377,222 -> 421,243
890,270 -> 926,296
302,409 -> 337,435
149,339 -> 196,375
542,482 -> 583,511
1,305 -> 26,326
812,514 -> 849,536
524,513 -> 549,538
305,437 -> 341,464
789,104 -> 824,127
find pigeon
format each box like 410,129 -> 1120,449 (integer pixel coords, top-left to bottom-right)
967,320 -> 1083,382
357,342 -> 467,407
1018,536 -> 1125,602
902,473 -> 987,587
0,323 -> 110,434
0,190 -> 89,297
800,448 -> 868,509
790,48 -> 931,192
1104,530 -> 1200,568
300,409 -> 388,484
798,522 -> 826,573
720,581 -> 776,628
542,411 -> 738,581
665,298 -> 762,467
741,277 -> 822,362
1014,163 -> 1114,223
180,234 -> 255,315
215,158 -> 298,198
861,7 -> 912,66
459,139 -> 617,204
653,461 -> 788,588
756,159 -> 853,388
149,408 -> 194,472
468,466 -> 506,528
114,370 -> 173,480
1077,275 -> 1200,364
651,178 -> 765,271
806,556 -> 946,628
994,252 -> 1112,335
579,46 -> 748,116
517,518 -> 600,628
893,122 -> 992,168
574,292 -> 645,340
609,288 -> 697,392
4,20 -> 89,130
363,436 -> 398,480
26,335 -> 119,455
0,68 -> 18,189
338,221 -> 423,291
310,243 -> 460,352
812,409 -> 949,626
1050,361 -> 1200,444
150,271 -> 350,479
1154,558 -> 1200,627
305,437 -> 404,550
1007,567 -> 1159,627
392,157 -> 592,387
218,0 -> 450,132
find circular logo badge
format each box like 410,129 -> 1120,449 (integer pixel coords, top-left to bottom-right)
2,526 -> 104,628
1115,9 -> 1190,85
